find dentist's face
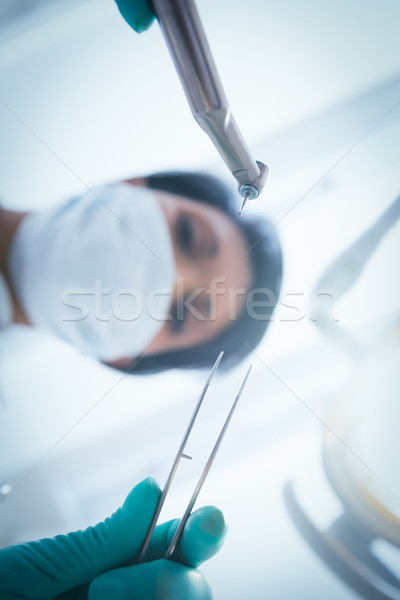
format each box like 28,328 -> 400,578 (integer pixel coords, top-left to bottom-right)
144,189 -> 252,355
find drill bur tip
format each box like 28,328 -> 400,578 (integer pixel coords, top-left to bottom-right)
239,193 -> 250,216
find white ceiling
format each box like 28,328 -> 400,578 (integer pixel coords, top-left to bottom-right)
1,0 -> 400,206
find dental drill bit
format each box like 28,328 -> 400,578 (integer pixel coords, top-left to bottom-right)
239,189 -> 255,216
239,193 -> 250,217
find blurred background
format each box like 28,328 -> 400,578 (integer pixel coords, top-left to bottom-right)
0,1 -> 399,598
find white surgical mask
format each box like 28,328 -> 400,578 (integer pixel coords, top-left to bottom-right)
8,184 -> 175,361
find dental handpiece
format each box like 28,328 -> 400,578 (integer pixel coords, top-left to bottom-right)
151,0 -> 269,214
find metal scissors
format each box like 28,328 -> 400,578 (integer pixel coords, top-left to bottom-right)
136,351 -> 252,561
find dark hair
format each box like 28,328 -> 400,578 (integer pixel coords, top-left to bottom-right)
121,171 -> 282,374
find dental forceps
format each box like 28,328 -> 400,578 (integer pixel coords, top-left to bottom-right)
137,351 -> 252,562
151,0 -> 269,215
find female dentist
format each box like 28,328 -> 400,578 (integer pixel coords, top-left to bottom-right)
0,7 -> 227,598
0,171 -> 282,373
0,2 -> 281,598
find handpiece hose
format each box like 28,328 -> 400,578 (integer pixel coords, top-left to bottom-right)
151,0 -> 268,212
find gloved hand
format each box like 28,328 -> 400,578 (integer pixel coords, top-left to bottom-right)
0,477 -> 227,600
114,0 -> 155,33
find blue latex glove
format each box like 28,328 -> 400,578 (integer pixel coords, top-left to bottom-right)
0,477 -> 227,599
114,0 -> 155,33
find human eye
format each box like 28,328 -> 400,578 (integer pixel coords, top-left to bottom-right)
175,211 -> 219,258
169,302 -> 187,335
176,214 -> 195,255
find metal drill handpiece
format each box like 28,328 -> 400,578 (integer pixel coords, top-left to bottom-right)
238,161 -> 269,215
151,0 -> 269,208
